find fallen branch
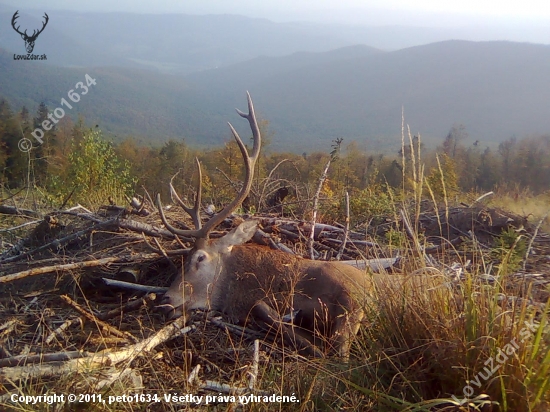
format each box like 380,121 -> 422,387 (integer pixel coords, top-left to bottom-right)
117,219 -> 176,239
0,205 -> 41,218
0,254 -> 158,283
0,350 -> 88,368
0,317 -> 193,382
60,295 -> 137,343
0,219 -> 42,233
101,278 -> 168,293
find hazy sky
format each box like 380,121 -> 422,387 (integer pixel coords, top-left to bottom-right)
4,0 -> 550,25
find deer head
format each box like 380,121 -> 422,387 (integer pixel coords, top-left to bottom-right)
12,11 -> 49,54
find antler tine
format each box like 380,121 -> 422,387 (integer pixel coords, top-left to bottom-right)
237,91 -> 262,162
169,157 -> 203,230
199,91 -> 261,235
11,11 -> 25,36
157,157 -> 209,238
36,13 -> 49,36
156,193 -> 206,238
29,13 -> 49,38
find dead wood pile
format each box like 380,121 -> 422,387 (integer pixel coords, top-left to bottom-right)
0,198 -> 548,407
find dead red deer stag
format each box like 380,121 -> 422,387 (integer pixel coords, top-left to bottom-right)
155,93 -> 375,358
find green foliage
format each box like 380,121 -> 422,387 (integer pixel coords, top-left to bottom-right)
492,227 -> 527,273
385,227 -> 406,248
60,129 -> 136,206
0,101 -> 28,186
319,183 -> 395,229
425,153 -> 459,200
349,185 -> 395,226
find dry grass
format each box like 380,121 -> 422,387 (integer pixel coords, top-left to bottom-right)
489,189 -> 550,232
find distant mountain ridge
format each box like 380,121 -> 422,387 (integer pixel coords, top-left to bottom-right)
2,10 -> 548,76
1,40 -> 550,153
0,10 -> 362,74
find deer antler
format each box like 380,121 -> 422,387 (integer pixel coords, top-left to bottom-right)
156,91 -> 261,240
11,11 -> 49,39
11,11 -> 25,37
31,13 -> 49,40
168,157 -> 202,230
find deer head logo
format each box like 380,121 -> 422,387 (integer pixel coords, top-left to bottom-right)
11,11 -> 49,54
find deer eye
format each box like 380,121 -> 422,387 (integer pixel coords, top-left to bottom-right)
197,254 -> 205,263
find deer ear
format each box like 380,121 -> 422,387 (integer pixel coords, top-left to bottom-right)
214,220 -> 257,253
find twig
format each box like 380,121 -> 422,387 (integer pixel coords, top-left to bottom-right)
117,219 -> 177,239
259,159 -> 290,207
97,294 -> 157,321
523,211 -> 549,271
153,237 -> 179,272
45,318 -> 82,345
248,339 -> 260,390
471,191 -> 494,206
188,364 -> 201,385
336,191 -> 350,261
94,367 -> 142,392
141,233 -> 190,256
0,220 -> 42,233
309,139 -> 342,259
253,228 -> 295,254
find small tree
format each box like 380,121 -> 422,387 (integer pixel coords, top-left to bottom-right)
61,129 -> 136,206
425,153 -> 459,200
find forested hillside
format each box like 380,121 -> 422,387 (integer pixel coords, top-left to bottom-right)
1,98 -> 549,212
2,41 -> 550,152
